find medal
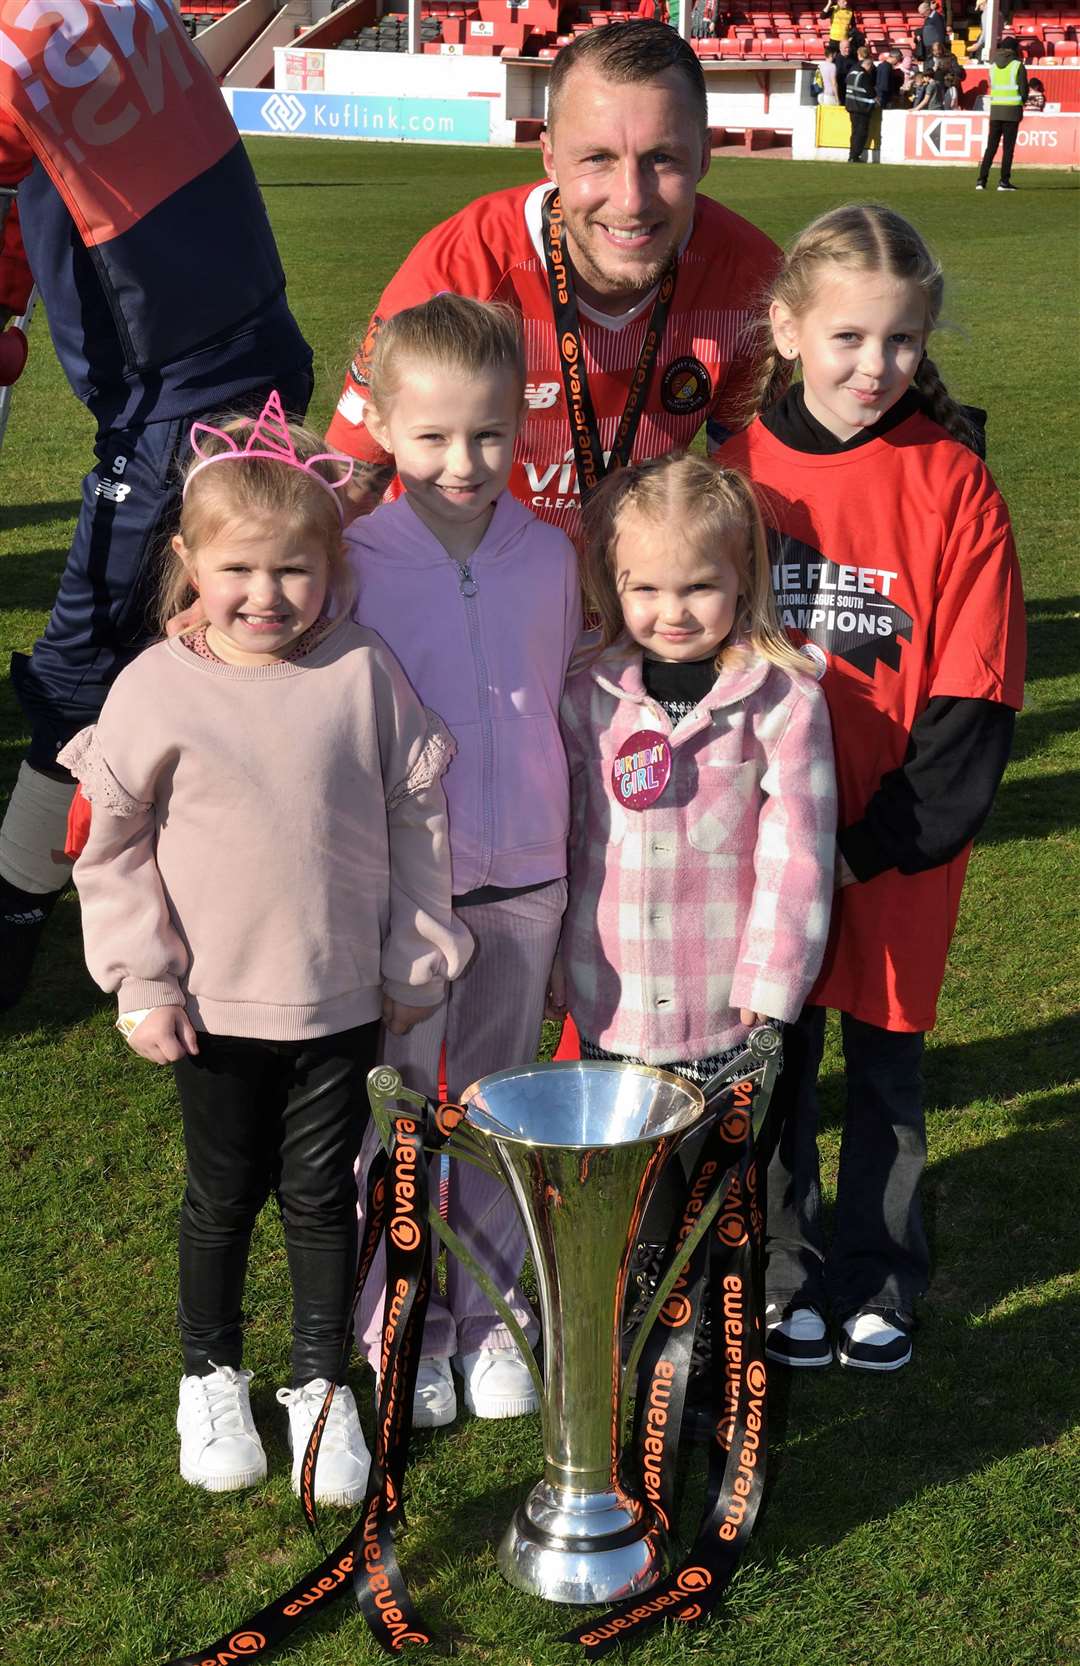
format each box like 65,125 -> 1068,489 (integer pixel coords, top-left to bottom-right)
610,730 -> 672,811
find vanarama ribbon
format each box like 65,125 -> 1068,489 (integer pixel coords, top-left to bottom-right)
162,1055 -> 778,1661
541,190 -> 676,504
161,1091 -> 466,1664
564,1066 -> 777,1656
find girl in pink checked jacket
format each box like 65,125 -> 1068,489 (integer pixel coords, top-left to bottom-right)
549,453 -> 836,1091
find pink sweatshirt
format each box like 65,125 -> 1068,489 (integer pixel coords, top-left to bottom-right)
560,647 -> 837,1063
59,620 -> 473,1040
346,491 -> 582,894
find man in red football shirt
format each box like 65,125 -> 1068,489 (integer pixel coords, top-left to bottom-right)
326,22 -> 780,542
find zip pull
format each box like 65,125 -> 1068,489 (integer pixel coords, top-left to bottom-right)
457,561 -> 478,598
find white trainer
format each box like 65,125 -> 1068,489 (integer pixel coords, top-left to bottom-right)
455,1347 -> 539,1419
276,1378 -> 370,1506
177,1364 -> 267,1492
410,1357 -> 458,1428
375,1356 -> 457,1428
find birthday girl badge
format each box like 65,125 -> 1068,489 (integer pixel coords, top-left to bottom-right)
611,730 -> 672,811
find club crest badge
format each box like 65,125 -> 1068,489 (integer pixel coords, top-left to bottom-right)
660,356 -> 712,416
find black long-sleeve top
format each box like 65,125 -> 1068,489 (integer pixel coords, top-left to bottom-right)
761,385 -> 1015,881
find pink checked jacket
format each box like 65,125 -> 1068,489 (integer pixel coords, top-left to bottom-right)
559,646 -> 837,1064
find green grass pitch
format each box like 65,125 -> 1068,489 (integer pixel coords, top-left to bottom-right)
0,145 -> 1078,1665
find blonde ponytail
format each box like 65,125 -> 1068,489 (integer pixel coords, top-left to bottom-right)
914,354 -> 981,452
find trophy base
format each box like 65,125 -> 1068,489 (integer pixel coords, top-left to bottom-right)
497,1481 -> 670,1605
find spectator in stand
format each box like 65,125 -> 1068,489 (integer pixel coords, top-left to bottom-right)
691,0 -> 717,38
1025,77 -> 1046,111
835,34 -> 858,99
929,39 -> 966,83
876,49 -> 905,107
897,45 -> 916,91
821,0 -> 854,42
909,69 -> 944,108
845,45 -> 879,161
965,3 -> 986,62
940,71 -> 961,107
976,36 -> 1029,190
915,0 -> 948,62
816,41 -> 841,103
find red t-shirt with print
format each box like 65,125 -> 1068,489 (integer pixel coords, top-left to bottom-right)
719,411 -> 1026,1032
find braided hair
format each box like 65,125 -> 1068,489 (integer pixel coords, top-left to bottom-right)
742,203 -> 980,451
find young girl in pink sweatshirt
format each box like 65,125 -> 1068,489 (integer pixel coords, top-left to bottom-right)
60,394 -> 471,1504
345,297 -> 582,1428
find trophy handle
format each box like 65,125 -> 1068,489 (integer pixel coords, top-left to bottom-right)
622,1023 -> 784,1387
365,1066 -> 547,1427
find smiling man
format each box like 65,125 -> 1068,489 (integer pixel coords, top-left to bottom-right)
326,23 -> 780,541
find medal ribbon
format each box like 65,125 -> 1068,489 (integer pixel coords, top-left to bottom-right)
563,1068 -> 779,1656
161,1100 -> 467,1664
541,190 -> 677,503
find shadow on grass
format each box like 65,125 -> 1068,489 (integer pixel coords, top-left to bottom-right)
757,1074 -> 1079,1557
1024,593 -> 1080,681
978,767 -> 1080,843
0,544 -> 71,615
1008,697 -> 1080,765
812,1009 -> 1080,1138
0,500 -> 82,533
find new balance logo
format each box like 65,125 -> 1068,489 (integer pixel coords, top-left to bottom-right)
260,93 -> 306,134
525,381 -> 560,410
95,480 -> 132,503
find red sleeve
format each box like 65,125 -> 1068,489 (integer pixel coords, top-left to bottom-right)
929,459 -> 1026,710
0,114 -> 34,315
324,201 -> 506,462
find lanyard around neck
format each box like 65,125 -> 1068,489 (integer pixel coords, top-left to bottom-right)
541,189 -> 677,504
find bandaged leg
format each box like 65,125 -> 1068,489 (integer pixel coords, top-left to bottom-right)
0,761 -> 75,892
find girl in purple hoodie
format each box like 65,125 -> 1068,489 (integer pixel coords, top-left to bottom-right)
345,297 -> 582,1428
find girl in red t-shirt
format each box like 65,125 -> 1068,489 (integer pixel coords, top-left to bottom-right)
719,203 -> 1025,1373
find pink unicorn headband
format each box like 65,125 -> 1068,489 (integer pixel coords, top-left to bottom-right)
183,390 -> 354,520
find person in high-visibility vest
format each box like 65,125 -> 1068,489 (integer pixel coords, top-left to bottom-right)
976,37 -> 1029,191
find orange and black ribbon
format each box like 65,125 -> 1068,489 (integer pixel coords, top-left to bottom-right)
541,189 -> 676,504
162,1100 -> 465,1664
163,1071 -> 773,1661
563,1070 -> 777,1657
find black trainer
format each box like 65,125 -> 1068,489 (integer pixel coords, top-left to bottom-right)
764,1301 -> 832,1368
0,878 -> 66,1010
836,1307 -> 914,1372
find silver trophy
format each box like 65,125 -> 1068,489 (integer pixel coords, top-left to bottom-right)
369,1059 -> 704,1603
367,1034 -> 780,1606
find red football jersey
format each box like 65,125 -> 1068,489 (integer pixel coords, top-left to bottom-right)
326,180 -> 780,543
720,412 -> 1026,1033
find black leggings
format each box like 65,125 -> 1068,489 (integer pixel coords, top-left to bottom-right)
172,1024 -> 377,1384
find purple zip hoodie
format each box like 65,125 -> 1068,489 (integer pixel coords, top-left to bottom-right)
346,491 -> 582,893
